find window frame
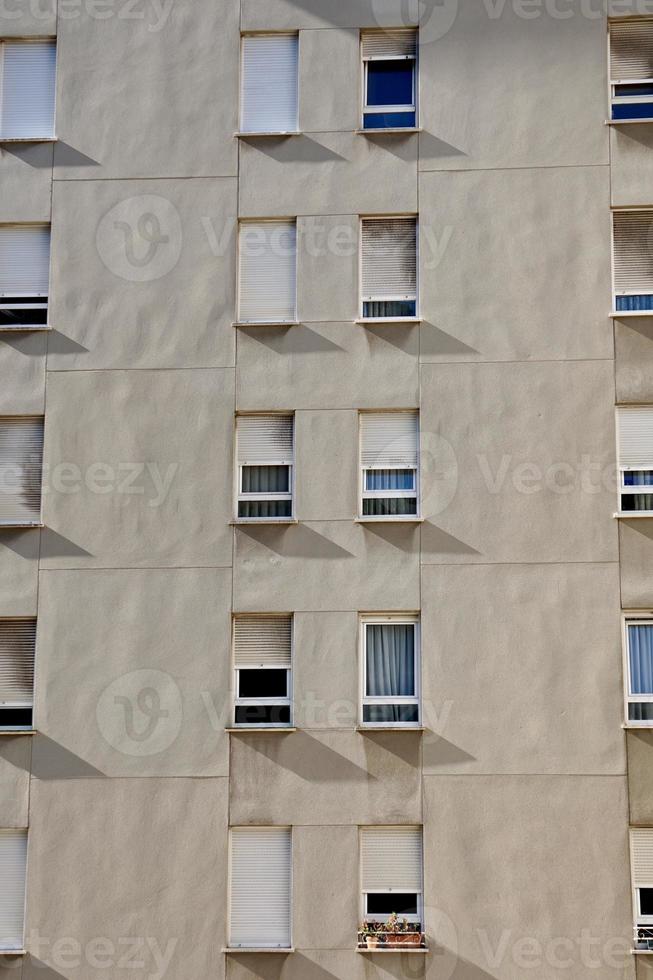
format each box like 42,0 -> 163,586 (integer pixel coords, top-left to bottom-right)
623,615 -> 653,726
236,218 -> 298,326
239,32 -> 300,136
615,405 -> 653,514
234,412 -> 295,522
0,222 -> 51,331
361,36 -> 418,130
232,614 -> 293,729
358,409 -> 420,520
359,614 -> 421,729
608,20 -> 653,122
359,825 -> 423,930
228,826 -> 293,950
0,38 -> 57,142
358,215 -> 419,321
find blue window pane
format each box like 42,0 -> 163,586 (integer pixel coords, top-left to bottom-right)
367,61 -> 413,107
363,111 -> 416,129
624,471 -> 653,486
612,101 -> 653,120
616,295 -> 653,311
365,470 -> 415,491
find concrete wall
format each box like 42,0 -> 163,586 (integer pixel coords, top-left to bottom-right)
0,2 -> 637,979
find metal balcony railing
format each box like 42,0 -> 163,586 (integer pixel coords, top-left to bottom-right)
634,925 -> 653,951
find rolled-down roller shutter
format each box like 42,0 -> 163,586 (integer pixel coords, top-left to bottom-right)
360,411 -> 418,468
0,619 -> 35,707
0,417 -> 44,524
361,826 -> 422,892
361,29 -> 417,59
610,20 -> 653,80
237,414 -> 294,466
0,40 -> 56,139
230,827 -> 292,948
234,616 -> 292,668
239,221 -> 297,323
241,34 -> 298,133
361,218 -> 417,301
613,211 -> 653,295
0,225 -> 50,297
617,407 -> 653,470
632,829 -> 653,887
0,829 -> 27,951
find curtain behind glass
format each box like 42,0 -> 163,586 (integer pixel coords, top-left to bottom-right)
630,625 -> 653,694
366,624 -> 415,713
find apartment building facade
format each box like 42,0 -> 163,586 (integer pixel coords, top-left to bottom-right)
2,0 -> 653,978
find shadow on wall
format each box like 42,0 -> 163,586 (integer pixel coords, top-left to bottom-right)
30,735 -> 105,780
235,524 -> 354,560
241,134 -> 345,163
19,958 -> 67,979
234,729 -> 375,783
239,325 -> 344,355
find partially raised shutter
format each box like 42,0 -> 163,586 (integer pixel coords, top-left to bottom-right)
361,218 -> 417,300
617,407 -> 653,470
239,221 -> 296,323
0,417 -> 44,524
0,829 -> 26,950
234,616 -> 291,668
361,412 -> 418,468
0,620 -> 35,707
361,826 -> 422,892
361,29 -> 417,59
237,415 -> 293,466
613,211 -> 653,294
610,20 -> 653,80
241,34 -> 298,133
0,41 -> 56,139
0,226 -> 50,296
230,827 -> 291,948
632,829 -> 653,886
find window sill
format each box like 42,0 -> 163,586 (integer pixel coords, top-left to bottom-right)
0,136 -> 56,143
231,519 -> 298,526
226,727 -> 296,734
222,948 -> 294,954
633,949 -> 653,955
355,317 -> 421,325
356,517 -> 423,525
0,325 -> 51,332
0,729 -> 35,736
614,512 -> 653,519
0,950 -> 26,956
233,321 -> 299,328
357,947 -> 428,954
0,522 -> 43,529
606,118 -> 653,126
235,132 -> 301,138
611,310 -> 653,318
356,725 -> 424,733
356,128 -> 422,135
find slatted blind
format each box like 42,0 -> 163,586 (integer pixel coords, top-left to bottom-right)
234,616 -> 291,668
241,34 -> 298,133
230,827 -> 291,948
632,829 -> 653,886
0,620 -> 35,706
361,218 -> 417,299
0,225 -> 50,296
0,829 -> 26,950
360,412 -> 418,468
610,20 -> 653,80
0,40 -> 56,139
361,826 -> 422,891
617,407 -> 653,469
237,415 -> 293,466
613,211 -> 653,294
361,29 -> 417,59
0,417 -> 44,524
239,221 -> 297,322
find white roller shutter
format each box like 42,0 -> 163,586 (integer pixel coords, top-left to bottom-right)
613,211 -> 653,294
361,826 -> 422,892
610,20 -> 653,80
0,41 -> 56,139
360,412 -> 418,468
0,620 -> 35,706
0,225 -> 50,296
241,34 -> 298,133
361,218 -> 417,300
237,415 -> 293,466
230,827 -> 292,948
0,829 -> 26,951
0,417 -> 44,524
361,30 -> 417,59
617,407 -> 653,470
632,829 -> 653,886
239,221 -> 297,323
234,616 -> 291,668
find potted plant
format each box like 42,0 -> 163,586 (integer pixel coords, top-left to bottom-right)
382,912 -> 423,948
359,920 -> 384,949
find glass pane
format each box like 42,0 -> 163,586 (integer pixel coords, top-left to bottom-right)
641,889 -> 653,916
238,668 -> 288,699
366,624 -> 415,697
367,61 -> 413,107
362,497 -> 417,516
624,471 -> 653,486
630,625 -> 653,694
0,707 -> 32,728
242,465 -> 289,493
363,300 -> 416,318
615,84 -> 653,97
616,295 -> 653,311
366,894 -> 418,916
235,704 -> 291,725
363,111 -> 416,129
612,102 -> 653,119
622,493 -> 653,511
238,500 -> 292,518
365,470 -> 415,491
629,702 -> 653,722
363,704 -> 419,724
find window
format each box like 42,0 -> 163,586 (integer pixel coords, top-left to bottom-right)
0,619 -> 35,731
624,618 -> 653,724
361,30 -> 417,130
360,827 -> 423,946
609,20 -> 653,121
360,217 -> 417,320
240,34 -> 298,134
0,417 -> 44,526
0,829 -> 27,952
0,225 -> 50,329
236,414 -> 294,521
0,40 -> 56,140
229,827 -> 292,949
613,211 -> 653,312
233,615 -> 292,727
632,829 -> 653,949
359,411 -> 419,519
361,616 -> 420,727
238,220 -> 297,324
616,407 -> 653,513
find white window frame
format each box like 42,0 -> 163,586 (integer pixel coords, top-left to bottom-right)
228,826 -> 293,950
608,20 -> 653,122
358,410 -> 420,520
361,39 -> 418,129
233,615 -> 293,729
234,413 -> 295,522
359,615 -> 420,729
239,32 -> 299,136
0,617 -> 36,733
0,39 -> 57,141
623,615 -> 653,726
616,405 -> 653,515
359,825 -> 423,929
359,216 -> 419,321
0,223 -> 51,331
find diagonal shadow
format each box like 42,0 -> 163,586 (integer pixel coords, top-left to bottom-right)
611,123 -> 653,150
420,323 -> 480,358
239,729 -> 375,783
362,322 -> 419,354
239,325 -> 344,354
0,141 -> 55,169
419,130 -> 468,159
247,135 -> 345,163
421,523 -> 480,557
30,735 -> 105,780
361,130 -> 419,161
291,954 -> 352,980
0,530 -> 40,560
220,952 -> 290,979
21,958 -> 67,978
616,318 -> 653,343
360,521 -> 420,553
0,332 -> 47,356
359,729 -> 421,767
422,734 -> 476,769
39,529 -> 92,560
283,0 -> 417,29
622,518 -> 653,541
45,330 -> 89,355
53,142 -> 100,168
235,523 -> 353,559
